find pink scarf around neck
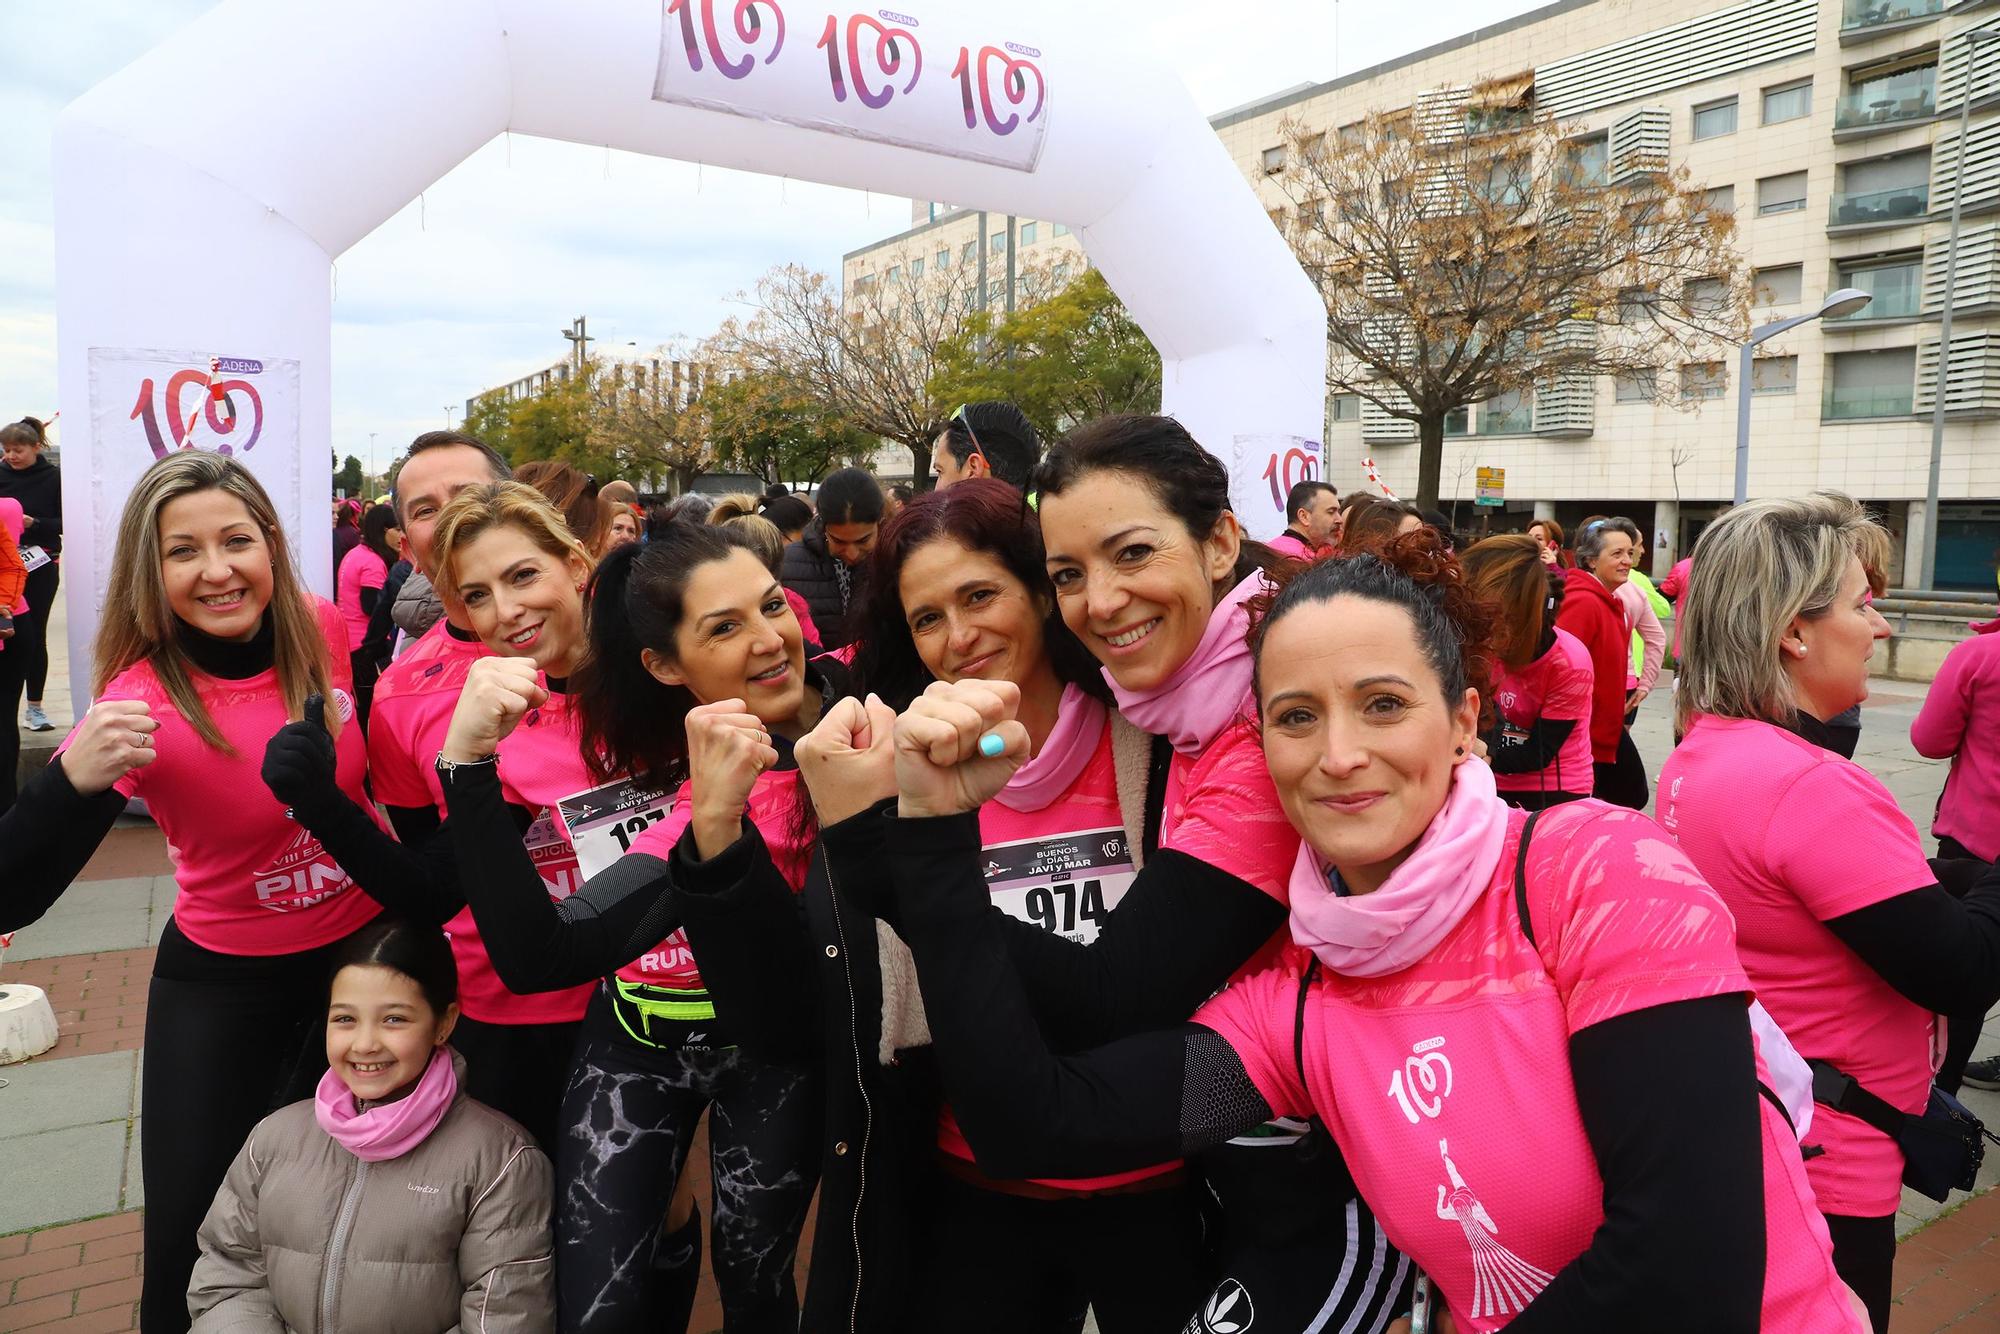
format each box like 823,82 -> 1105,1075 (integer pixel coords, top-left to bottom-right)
1287,759 -> 1509,977
315,1046 -> 458,1162
1107,571 -> 1266,755
994,684 -> 1107,812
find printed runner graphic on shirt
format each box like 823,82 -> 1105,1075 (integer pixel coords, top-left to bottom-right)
983,826 -> 1135,945
252,825 -> 357,913
1434,1137 -> 1552,1320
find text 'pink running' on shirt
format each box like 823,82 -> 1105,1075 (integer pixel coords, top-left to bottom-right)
72,597 -> 384,955
1659,714 -> 1938,1217
1197,803 -> 1859,1332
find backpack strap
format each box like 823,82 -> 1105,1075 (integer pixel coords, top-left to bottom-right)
1294,957 -> 1321,1092
1513,808 -> 1548,949
1140,733 -> 1174,860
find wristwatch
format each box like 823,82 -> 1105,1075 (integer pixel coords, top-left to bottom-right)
435,752 -> 499,778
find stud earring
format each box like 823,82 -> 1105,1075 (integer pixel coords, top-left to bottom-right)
1454,746 -> 1465,756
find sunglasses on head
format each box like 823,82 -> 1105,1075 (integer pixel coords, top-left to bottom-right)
951,404 -> 989,468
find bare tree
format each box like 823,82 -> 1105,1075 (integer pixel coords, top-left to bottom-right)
717,249 -> 1061,481
574,348 -> 715,495
1278,77 -> 1750,508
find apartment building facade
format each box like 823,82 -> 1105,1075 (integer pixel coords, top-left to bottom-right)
843,0 -> 2000,588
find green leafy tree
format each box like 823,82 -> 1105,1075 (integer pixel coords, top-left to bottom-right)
927,269 -> 1161,446
702,367 -> 875,488
333,454 -> 365,498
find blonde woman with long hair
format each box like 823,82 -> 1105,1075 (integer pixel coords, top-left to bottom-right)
0,451 -> 383,1332
1659,492 -> 2000,1332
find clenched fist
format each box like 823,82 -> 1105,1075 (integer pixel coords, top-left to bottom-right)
59,699 -> 159,796
441,658 -> 548,765
893,679 -> 1029,820
795,693 -> 898,827
686,699 -> 781,859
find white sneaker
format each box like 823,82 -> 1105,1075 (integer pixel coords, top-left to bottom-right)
23,703 -> 52,731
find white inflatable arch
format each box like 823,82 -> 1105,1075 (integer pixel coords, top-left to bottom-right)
53,0 -> 1324,707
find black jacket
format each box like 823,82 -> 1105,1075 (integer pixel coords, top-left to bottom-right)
780,527 -> 856,649
0,456 -> 60,555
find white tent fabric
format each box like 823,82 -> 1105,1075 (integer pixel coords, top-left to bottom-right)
53,0 -> 1325,709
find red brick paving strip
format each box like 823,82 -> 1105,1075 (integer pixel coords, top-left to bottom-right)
1892,1186 -> 2000,1332
2,949 -> 152,1064
75,827 -> 175,883
0,1213 -> 141,1332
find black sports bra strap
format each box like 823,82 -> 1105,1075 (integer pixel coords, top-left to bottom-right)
1514,808 -> 1547,949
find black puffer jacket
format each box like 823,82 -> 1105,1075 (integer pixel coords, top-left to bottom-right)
0,456 -> 60,554
780,526 -> 856,648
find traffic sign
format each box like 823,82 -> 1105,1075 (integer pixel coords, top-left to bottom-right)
1475,465 -> 1504,508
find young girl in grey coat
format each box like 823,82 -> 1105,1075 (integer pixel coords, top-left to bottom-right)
190,918 -> 555,1332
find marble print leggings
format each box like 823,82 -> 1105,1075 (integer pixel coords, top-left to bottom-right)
555,994 -> 822,1334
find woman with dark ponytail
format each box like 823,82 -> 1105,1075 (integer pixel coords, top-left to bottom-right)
444,517 -> 838,1334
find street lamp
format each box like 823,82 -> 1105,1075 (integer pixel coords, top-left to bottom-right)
443,404 -> 458,429
1734,288 -> 1873,504
1920,26 -> 2000,589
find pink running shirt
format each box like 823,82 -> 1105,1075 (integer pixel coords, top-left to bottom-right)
1910,630 -> 2000,863
72,597 -> 384,955
622,766 -> 812,990
1197,802 -> 1859,1332
335,544 -> 387,653
1659,715 -> 1937,1216
1490,628 -> 1594,797
935,724 -> 1181,1192
368,621 -> 592,1025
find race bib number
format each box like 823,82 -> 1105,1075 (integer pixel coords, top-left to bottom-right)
19,546 -> 49,573
983,826 -> 1135,945
558,778 -> 675,880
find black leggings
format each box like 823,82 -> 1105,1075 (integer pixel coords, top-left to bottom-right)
1823,1211 -> 1896,1334
0,636 -> 26,813
449,1013 -> 581,1158
917,1170 -> 1209,1333
557,988 -> 821,1334
141,916 -> 365,1334
1593,727 -> 1649,810
19,560 -> 55,702
1932,836 -> 1992,1094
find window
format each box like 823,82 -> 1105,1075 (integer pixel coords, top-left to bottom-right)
1758,171 -> 1809,215
1825,347 -> 1916,418
961,240 -> 977,264
1619,286 -> 1660,323
1262,146 -> 1287,174
1444,405 -> 1472,436
1019,222 -> 1038,245
990,230 -> 1007,254
1685,277 -> 1729,315
1053,223 -> 1070,237
1478,389 -> 1532,434
1752,355 -> 1799,394
1482,157 -> 1531,207
1330,393 -> 1361,422
1693,97 -> 1738,140
1841,62 -> 1935,129
1762,79 -> 1813,125
1564,135 -> 1609,188
910,258 -> 924,279
936,248 -> 951,269
1615,369 -> 1657,401
986,281 -> 1004,303
1754,264 -> 1803,306
1835,254 -> 1923,319
885,265 -> 901,284
1701,185 -> 1736,215
1680,362 -> 1728,400
1833,151 -> 1931,223
1337,121 -> 1367,146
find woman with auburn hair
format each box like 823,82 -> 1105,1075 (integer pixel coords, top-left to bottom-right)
1460,534 -> 1594,808
514,457 -> 605,555
1660,492 -> 2000,1332
855,531 -> 1867,1334
0,451 -> 383,1332
1526,518 -> 1568,569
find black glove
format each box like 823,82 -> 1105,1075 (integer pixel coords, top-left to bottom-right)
261,693 -> 342,820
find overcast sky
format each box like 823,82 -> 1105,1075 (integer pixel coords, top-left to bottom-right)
0,0 -> 1552,473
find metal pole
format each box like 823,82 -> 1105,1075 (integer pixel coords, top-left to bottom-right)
1921,32 -> 1992,590
976,210 -> 989,314
1733,339 -> 1755,505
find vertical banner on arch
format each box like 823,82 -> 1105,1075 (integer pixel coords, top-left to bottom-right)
84,348 -> 302,617
1229,434 -> 1322,543
654,1 -> 1050,171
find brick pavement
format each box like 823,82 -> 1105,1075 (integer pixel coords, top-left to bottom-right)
1892,1187 -> 2000,1332
4,950 -> 151,1062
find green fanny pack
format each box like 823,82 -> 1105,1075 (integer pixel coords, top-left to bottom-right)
610,977 -> 719,1048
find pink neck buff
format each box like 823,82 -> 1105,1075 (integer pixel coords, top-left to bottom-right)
1287,759 -> 1509,977
994,684 -> 1107,813
1107,571 -> 1267,755
315,1046 -> 458,1162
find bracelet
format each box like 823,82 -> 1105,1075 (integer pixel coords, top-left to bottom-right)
434,752 -> 499,777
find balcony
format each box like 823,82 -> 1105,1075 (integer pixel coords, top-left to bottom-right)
1823,384 -> 1916,418
1829,182 -> 1931,228
1827,280 -> 1924,320
1841,0 -> 1944,41
1833,85 -> 1936,134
